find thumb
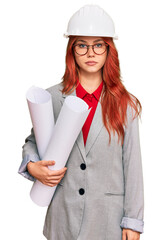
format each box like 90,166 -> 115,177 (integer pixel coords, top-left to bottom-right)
41,160 -> 55,166
122,229 -> 127,240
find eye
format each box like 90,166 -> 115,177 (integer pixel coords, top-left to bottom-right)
95,43 -> 103,48
78,44 -> 87,48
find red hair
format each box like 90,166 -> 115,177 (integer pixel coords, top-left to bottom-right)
61,36 -> 142,145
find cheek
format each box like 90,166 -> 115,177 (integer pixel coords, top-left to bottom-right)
75,57 -> 82,66
74,55 -> 83,68
74,52 -> 85,66
99,55 -> 107,68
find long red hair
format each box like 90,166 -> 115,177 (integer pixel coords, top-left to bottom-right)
61,36 -> 142,146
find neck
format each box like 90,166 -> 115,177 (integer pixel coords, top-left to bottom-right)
78,70 -> 103,94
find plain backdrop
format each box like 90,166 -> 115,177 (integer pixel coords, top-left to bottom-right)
0,0 -> 161,239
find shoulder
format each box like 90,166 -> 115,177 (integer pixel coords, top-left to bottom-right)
45,82 -> 64,119
45,81 -> 63,99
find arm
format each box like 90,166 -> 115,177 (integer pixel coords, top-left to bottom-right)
120,105 -> 144,234
18,128 -> 40,181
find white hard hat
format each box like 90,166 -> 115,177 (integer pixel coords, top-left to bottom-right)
64,5 -> 118,40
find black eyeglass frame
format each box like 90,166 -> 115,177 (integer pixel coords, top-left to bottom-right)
73,42 -> 109,56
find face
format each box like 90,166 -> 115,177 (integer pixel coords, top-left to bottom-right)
73,36 -> 108,75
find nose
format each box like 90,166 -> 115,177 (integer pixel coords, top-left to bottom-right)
87,45 -> 95,57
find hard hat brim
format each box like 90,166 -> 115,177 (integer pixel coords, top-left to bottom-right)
63,33 -> 118,40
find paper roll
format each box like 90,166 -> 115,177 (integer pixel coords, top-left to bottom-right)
26,86 -> 54,159
27,86 -> 91,207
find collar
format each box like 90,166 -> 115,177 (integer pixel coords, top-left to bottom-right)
76,78 -> 103,101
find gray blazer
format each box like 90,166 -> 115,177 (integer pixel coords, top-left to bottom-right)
18,82 -> 144,240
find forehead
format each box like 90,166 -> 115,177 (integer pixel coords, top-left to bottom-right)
75,36 -> 104,43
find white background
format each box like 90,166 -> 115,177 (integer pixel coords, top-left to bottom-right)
0,0 -> 161,239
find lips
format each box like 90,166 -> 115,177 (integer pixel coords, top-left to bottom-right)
85,61 -> 97,66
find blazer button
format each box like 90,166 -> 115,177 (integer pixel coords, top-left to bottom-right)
79,188 -> 85,195
80,163 -> 86,170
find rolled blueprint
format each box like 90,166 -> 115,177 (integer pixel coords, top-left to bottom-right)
26,86 -> 54,159
27,87 -> 91,207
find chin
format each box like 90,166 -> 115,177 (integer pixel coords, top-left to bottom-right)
83,67 -> 101,74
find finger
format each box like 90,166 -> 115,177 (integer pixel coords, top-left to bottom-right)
44,179 -> 61,187
41,160 -> 55,166
46,174 -> 65,181
49,167 -> 67,175
47,172 -> 65,180
122,229 -> 127,240
56,167 -> 67,173
43,182 -> 57,187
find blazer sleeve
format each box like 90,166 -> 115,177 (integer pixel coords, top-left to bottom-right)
120,105 -> 144,234
18,128 -> 40,181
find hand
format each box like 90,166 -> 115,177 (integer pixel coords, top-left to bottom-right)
122,228 -> 140,240
27,160 -> 67,187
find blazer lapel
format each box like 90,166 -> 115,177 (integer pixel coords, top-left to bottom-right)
85,100 -> 104,156
60,87 -> 104,163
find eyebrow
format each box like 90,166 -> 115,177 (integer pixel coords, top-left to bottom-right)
76,39 -> 104,43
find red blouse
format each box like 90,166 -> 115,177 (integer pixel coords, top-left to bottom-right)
76,79 -> 103,146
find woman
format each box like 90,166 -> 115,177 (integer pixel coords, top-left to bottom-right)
18,5 -> 144,240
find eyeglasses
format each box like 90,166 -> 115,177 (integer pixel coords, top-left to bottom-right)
73,42 -> 109,56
